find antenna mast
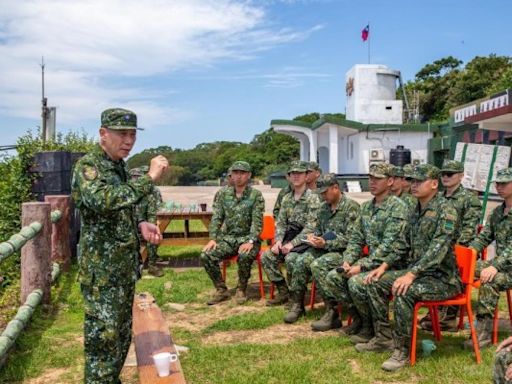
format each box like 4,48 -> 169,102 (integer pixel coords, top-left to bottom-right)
40,57 -> 48,142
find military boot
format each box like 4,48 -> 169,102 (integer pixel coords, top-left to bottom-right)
381,337 -> 410,372
311,302 -> 342,332
284,292 -> 306,324
463,317 -> 493,350
206,282 -> 231,305
355,321 -> 393,353
266,282 -> 289,306
420,306 -> 458,332
234,282 -> 248,305
148,264 -> 164,277
349,319 -> 375,344
338,307 -> 362,336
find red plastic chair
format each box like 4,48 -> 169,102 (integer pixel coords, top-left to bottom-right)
410,245 -> 480,366
221,214 -> 275,299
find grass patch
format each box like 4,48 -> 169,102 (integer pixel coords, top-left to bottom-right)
203,307 -> 284,333
158,245 -> 202,259
164,220 -> 207,233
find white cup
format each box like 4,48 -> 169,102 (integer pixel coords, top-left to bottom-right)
152,352 -> 178,377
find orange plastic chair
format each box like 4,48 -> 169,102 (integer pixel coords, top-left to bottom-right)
410,245 -> 480,366
221,214 -> 275,299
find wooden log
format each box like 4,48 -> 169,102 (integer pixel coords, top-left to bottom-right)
132,293 -> 186,384
44,195 -> 72,271
21,202 -> 52,304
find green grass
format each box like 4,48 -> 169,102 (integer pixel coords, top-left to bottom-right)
157,245 -> 203,259
164,219 -> 207,233
1,263 -> 511,383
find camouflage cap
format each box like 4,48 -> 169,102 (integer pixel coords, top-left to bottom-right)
493,167 -> 512,183
368,163 -> 392,178
288,160 -> 308,173
307,161 -> 321,172
390,165 -> 404,178
316,173 -> 339,193
129,167 -> 145,177
403,164 -> 414,178
101,108 -> 143,130
441,160 -> 464,173
410,164 -> 440,181
230,161 -> 252,172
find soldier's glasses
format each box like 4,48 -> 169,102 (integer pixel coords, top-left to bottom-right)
441,173 -> 457,178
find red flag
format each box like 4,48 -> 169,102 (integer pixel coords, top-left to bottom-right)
361,24 -> 369,42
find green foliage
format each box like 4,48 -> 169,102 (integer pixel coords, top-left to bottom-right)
0,130 -> 96,291
405,54 -> 512,122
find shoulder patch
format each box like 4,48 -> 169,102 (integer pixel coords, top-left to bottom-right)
82,165 -> 98,181
424,211 -> 437,218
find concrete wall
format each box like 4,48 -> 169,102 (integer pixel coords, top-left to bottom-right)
346,64 -> 403,125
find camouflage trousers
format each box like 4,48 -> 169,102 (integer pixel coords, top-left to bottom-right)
285,249 -> 325,294
310,252 -> 344,302
81,282 -> 135,384
323,268 -> 354,306
475,260 -> 512,318
261,249 -> 289,286
200,238 -> 260,288
348,272 -> 375,322
147,243 -> 158,266
494,349 -> 512,384
368,270 -> 461,340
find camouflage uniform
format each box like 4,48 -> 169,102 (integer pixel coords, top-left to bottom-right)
469,202 -> 512,318
494,348 -> 512,384
201,163 -> 264,292
273,184 -> 293,218
131,167 -> 163,269
374,165 -> 462,371
72,108 -> 153,384
390,165 -> 417,213
262,188 -> 320,283
328,193 -> 409,317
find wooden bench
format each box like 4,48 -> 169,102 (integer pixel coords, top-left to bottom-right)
132,293 -> 186,384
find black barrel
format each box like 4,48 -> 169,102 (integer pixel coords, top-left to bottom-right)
29,151 -> 72,201
389,145 -> 411,166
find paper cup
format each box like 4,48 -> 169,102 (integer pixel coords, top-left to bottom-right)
153,352 -> 178,377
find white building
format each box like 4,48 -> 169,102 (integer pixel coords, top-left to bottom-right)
272,64 -> 433,174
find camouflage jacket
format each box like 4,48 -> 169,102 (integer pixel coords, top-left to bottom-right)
398,191 -> 417,214
408,194 -> 461,286
345,194 -> 409,271
276,188 -> 321,247
209,186 -> 264,243
135,186 -> 163,224
469,203 -> 512,272
273,184 -> 293,218
71,145 -> 154,286
440,185 -> 481,246
315,194 -> 360,252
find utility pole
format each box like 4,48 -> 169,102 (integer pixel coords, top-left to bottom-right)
40,57 -> 48,143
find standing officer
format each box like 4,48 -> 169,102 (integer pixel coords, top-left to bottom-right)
72,108 -> 168,384
262,160 -> 321,307
420,159 -> 481,331
464,168 -> 512,350
130,166 -> 164,277
201,161 -> 264,305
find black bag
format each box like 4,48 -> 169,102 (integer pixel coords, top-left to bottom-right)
282,222 -> 310,254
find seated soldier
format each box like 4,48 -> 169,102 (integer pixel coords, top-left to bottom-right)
389,165 -> 417,212
306,161 -> 322,190
421,159 -> 481,331
262,160 -> 321,307
324,163 -> 409,346
402,164 -> 414,194
494,336 -> 512,384
282,174 -> 359,326
273,174 -> 292,219
464,167 -> 512,350
373,164 -> 462,372
201,161 -> 265,305
130,166 -> 164,277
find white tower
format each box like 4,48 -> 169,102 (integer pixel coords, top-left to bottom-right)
345,64 -> 403,124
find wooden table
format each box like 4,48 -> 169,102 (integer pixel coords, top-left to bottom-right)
157,211 -> 213,247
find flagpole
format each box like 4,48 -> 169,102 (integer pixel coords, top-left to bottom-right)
368,22 -> 370,64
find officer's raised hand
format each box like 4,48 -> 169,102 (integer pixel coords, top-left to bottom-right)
148,155 -> 169,181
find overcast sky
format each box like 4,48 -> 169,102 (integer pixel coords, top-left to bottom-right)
1,0 -> 511,153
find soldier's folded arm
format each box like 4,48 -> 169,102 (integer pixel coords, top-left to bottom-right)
75,162 -> 154,213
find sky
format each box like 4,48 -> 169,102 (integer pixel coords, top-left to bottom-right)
1,0 -> 512,154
